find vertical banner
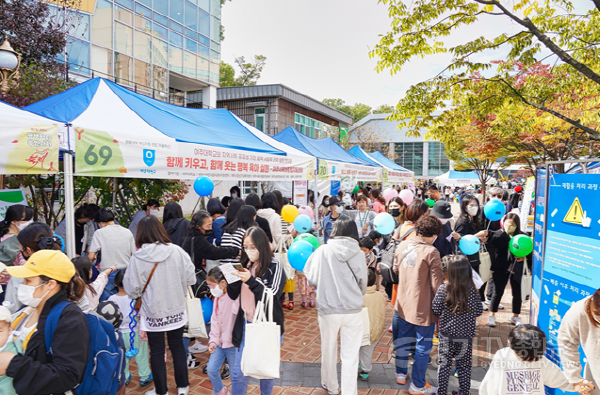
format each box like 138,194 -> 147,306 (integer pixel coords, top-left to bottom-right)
293,181 -> 308,206
538,173 -> 600,395
530,169 -> 546,326
520,176 -> 535,232
0,190 -> 27,220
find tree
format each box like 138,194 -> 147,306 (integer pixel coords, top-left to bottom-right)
349,121 -> 397,160
370,0 -> 600,142
322,98 -> 353,117
321,99 -> 373,123
351,103 -> 372,123
219,61 -> 236,87
373,104 -> 395,114
219,55 -> 267,87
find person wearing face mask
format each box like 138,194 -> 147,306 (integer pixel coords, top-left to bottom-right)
322,196 -> 348,244
431,200 -> 454,259
230,186 -> 241,200
129,199 -> 161,238
54,204 -> 95,257
0,249 -> 90,395
319,195 -> 330,220
0,205 -> 34,302
487,213 -> 532,327
205,267 -> 239,395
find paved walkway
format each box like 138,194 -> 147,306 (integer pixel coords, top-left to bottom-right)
126,283 -> 528,395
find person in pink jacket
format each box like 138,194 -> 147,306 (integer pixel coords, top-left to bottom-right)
206,267 -> 240,395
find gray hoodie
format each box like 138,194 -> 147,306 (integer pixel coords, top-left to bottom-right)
124,243 -> 196,320
304,236 -> 367,315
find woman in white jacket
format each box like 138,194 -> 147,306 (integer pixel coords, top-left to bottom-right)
304,216 -> 367,395
256,192 -> 283,249
124,215 -> 196,395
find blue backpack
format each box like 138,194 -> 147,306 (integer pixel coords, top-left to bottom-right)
45,301 -> 126,395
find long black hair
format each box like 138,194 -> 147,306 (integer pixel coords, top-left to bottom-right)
224,205 -> 256,233
225,198 -> 245,226
443,255 -> 474,315
245,193 -> 262,211
261,192 -> 279,212
504,212 -> 523,235
188,210 -> 211,237
17,223 -> 62,255
272,190 -> 284,215
459,195 -> 482,229
240,226 -> 274,278
142,199 -> 160,211
73,256 -> 97,296
330,215 -> 360,242
0,204 -> 33,236
162,201 -> 184,223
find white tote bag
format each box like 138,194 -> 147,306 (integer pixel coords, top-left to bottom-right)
361,307 -> 371,347
521,258 -> 532,302
276,235 -> 295,280
478,244 -> 493,283
241,289 -> 281,379
184,286 -> 208,339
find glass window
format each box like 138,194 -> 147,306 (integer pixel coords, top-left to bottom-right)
210,0 -> 220,18
114,53 -> 133,85
135,59 -> 151,87
169,31 -> 183,47
394,143 -> 424,176
197,34 -> 210,47
170,0 -> 184,23
185,28 -> 196,39
198,9 -> 209,37
197,56 -> 209,81
134,30 -> 152,62
153,65 -> 168,93
91,46 -> 112,77
67,38 -> 90,76
71,13 -> 90,41
92,0 -> 113,48
210,49 -> 218,62
153,12 -> 169,27
115,5 -> 133,25
170,21 -> 183,32
152,22 -> 168,40
169,45 -> 183,73
210,16 -> 220,42
135,15 -> 152,31
185,1 -> 197,30
198,0 -> 209,12
197,44 -> 209,58
184,51 -> 196,78
115,22 -> 133,56
116,0 -> 133,9
135,3 -> 152,18
210,40 -> 219,52
185,38 -> 197,53
154,0 -> 168,15
153,38 -> 169,67
210,61 -> 219,84
137,0 -> 152,7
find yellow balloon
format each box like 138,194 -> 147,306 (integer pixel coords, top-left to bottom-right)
281,205 -> 299,223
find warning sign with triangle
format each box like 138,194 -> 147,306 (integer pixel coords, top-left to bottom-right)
563,197 -> 584,224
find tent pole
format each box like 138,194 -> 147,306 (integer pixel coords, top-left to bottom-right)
314,159 -> 319,232
63,150 -> 76,259
112,177 -> 117,210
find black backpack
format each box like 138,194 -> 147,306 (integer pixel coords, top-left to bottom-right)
379,227 -> 415,285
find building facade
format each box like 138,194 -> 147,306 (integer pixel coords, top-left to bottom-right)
350,113 -> 451,179
50,0 -> 221,107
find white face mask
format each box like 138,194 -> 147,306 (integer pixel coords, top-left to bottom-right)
17,220 -> 32,231
210,285 -> 224,298
231,193 -> 238,198
324,200 -> 329,206
149,209 -> 159,216
17,282 -> 49,308
439,218 -> 449,225
466,206 -> 479,216
504,224 -> 517,234
335,206 -> 344,214
246,249 -> 260,263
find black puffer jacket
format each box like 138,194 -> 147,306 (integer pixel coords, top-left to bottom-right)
163,218 -> 190,247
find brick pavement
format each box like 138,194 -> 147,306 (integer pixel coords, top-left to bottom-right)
125,280 -> 528,395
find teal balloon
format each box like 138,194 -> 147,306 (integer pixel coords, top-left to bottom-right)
294,233 -> 320,250
373,213 -> 395,235
459,235 -> 481,255
484,199 -> 506,221
194,176 -> 214,196
201,297 -> 213,324
288,240 -> 314,271
293,214 -> 312,233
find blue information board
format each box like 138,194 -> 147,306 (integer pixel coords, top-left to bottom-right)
530,169 -> 546,326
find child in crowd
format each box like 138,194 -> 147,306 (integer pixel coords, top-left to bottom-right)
480,325 -> 586,395
94,300 -> 127,395
358,270 -> 387,381
432,255 -> 483,395
0,306 -> 22,395
108,270 -> 153,387
367,231 -> 383,262
73,256 -> 116,312
206,267 -> 239,395
359,237 -> 377,269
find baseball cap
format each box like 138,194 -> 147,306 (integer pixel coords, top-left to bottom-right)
431,200 -> 454,219
328,196 -> 344,206
7,250 -> 75,283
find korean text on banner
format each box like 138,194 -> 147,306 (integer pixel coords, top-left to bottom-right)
520,176 -> 535,232
293,181 -> 308,206
530,169 -> 546,326
74,128 -> 316,181
0,124 -> 59,175
0,190 -> 27,220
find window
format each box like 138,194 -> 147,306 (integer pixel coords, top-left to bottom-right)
135,59 -> 151,87
394,143 -> 424,176
210,0 -> 220,18
209,61 -> 219,84
295,113 -> 324,138
154,0 -> 168,16
241,181 -> 257,196
210,49 -> 218,62
153,65 -> 168,93
153,38 -> 168,67
210,41 -> 220,52
169,45 -> 183,73
197,44 -> 209,59
198,0 -> 209,12
210,16 -> 220,42
91,46 -> 112,77
71,13 -> 90,41
170,20 -> 184,33
67,38 -> 90,75
135,3 -> 152,18
427,142 -> 450,176
134,30 -> 151,62
153,12 -> 168,27
115,22 -> 133,56
92,0 -> 113,48
197,56 -> 209,81
169,31 -> 183,47
185,28 -> 196,40
116,0 -> 133,9
185,1 -> 197,30
185,38 -> 197,53
137,0 -> 152,7
114,52 -> 133,85
170,0 -> 184,23
255,108 -> 265,132
184,51 -> 196,78
115,5 -> 133,25
152,22 -> 168,40
135,15 -> 152,31
198,9 -> 209,37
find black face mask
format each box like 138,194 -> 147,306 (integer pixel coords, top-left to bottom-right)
389,208 -> 401,217
204,229 -> 214,237
21,250 -> 30,261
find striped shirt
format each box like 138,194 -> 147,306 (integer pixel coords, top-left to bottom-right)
220,228 -> 245,266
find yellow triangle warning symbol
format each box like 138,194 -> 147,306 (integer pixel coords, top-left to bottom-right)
563,197 -> 584,224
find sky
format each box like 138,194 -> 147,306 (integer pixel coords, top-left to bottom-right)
220,0 -> 514,111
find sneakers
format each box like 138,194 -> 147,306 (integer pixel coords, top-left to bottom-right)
510,316 -> 523,326
178,387 -> 190,395
309,301 -> 316,308
321,384 -> 339,395
488,315 -> 496,327
396,373 -> 407,385
358,371 -> 369,381
388,324 -> 393,333
482,302 -> 489,311
221,363 -> 230,380
145,390 -> 166,395
140,374 -> 153,387
408,382 -> 437,395
301,301 -> 308,308
188,342 -> 209,354
187,354 -> 201,370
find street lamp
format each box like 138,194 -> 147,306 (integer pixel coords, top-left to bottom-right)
0,38 -> 21,94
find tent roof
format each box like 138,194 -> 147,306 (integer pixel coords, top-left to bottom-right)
440,170 -> 480,180
0,101 -> 60,125
347,146 -> 387,167
368,151 -> 411,172
25,78 -> 286,156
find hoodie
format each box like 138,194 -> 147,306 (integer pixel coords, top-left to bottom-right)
257,208 -> 283,248
304,236 -> 367,315
163,218 -> 190,247
124,243 -> 196,320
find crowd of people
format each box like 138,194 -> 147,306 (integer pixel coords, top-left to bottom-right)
0,181 -> 596,395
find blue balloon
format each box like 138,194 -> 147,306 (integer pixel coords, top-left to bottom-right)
201,297 -> 213,324
373,213 -> 395,235
484,199 -> 506,221
288,240 -> 315,271
194,176 -> 214,197
459,234 -> 481,255
293,214 -> 312,233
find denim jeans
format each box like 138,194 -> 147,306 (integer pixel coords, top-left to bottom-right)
100,270 -> 119,302
183,337 -> 191,357
208,346 -> 237,393
392,311 -> 435,388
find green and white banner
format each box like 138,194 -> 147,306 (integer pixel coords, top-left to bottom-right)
0,190 -> 27,220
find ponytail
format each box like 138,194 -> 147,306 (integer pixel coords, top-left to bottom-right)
39,274 -> 86,303
0,204 -> 33,237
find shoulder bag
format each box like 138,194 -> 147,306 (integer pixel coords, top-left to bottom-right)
478,243 -> 493,283
379,227 -> 415,285
521,257 -> 532,302
134,262 -> 159,312
184,285 -> 208,338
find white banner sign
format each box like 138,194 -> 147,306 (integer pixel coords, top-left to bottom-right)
293,181 -> 308,206
0,190 -> 27,220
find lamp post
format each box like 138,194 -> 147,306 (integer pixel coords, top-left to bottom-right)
0,38 -> 21,94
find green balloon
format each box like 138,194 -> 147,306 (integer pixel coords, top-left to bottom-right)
509,234 -> 533,258
294,233 -> 320,250
353,185 -> 360,194
425,198 -> 435,208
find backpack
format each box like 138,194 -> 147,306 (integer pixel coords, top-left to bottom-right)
379,227 -> 416,285
45,302 -> 126,395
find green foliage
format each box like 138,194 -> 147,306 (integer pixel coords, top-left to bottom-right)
373,104 -> 395,114
219,55 -> 267,87
321,98 -> 373,123
219,61 -> 236,87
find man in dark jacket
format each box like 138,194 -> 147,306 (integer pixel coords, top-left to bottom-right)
431,200 -> 454,258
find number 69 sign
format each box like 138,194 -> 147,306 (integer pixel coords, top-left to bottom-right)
75,128 -> 125,177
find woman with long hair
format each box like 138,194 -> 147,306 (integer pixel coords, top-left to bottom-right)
319,195 -> 330,220
124,215 -> 196,395
128,199 -> 161,237
0,204 -> 33,301
371,189 -> 387,214
162,202 -> 190,248
220,205 -> 258,268
54,204 -> 95,256
227,226 -> 285,395
247,193 -> 274,244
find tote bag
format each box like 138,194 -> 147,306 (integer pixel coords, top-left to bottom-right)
361,307 -> 371,347
184,286 -> 208,339
241,288 -> 281,379
276,235 -> 295,280
478,244 -> 493,283
521,258 -> 532,302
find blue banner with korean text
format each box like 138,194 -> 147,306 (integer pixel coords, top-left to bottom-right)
530,169 -> 546,326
